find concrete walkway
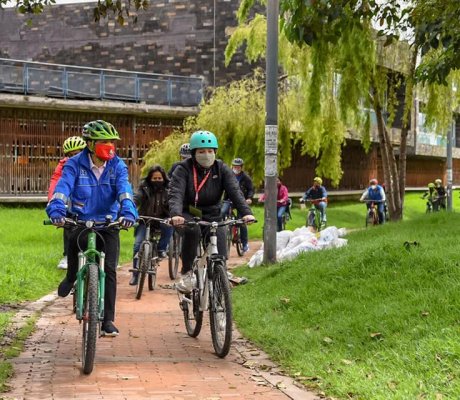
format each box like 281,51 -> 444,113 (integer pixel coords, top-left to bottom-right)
3,245 -> 319,400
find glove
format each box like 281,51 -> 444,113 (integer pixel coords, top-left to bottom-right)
48,209 -> 66,226
118,216 -> 134,229
50,217 -> 65,226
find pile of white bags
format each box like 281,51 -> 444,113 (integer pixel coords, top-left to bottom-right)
248,226 -> 348,268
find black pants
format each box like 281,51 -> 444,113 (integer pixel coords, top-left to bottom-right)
62,228 -> 70,257
66,227 -> 120,322
180,218 -> 227,275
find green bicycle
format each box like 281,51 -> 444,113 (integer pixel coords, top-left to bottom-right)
303,199 -> 326,232
45,217 -> 123,374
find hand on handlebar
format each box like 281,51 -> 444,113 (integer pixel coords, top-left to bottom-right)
50,217 -> 65,226
171,216 -> 185,226
242,215 -> 256,224
118,216 -> 135,229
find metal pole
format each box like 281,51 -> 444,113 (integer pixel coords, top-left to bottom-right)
447,119 -> 454,211
263,0 -> 279,264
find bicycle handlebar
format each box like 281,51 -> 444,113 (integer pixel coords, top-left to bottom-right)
137,215 -> 171,225
44,217 -> 125,229
179,218 -> 257,228
361,200 -> 384,203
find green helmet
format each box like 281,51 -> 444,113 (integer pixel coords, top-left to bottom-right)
428,182 -> 435,188
82,120 -> 120,141
189,130 -> 218,150
63,136 -> 86,154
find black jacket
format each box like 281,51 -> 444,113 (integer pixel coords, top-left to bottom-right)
223,171 -> 254,201
134,179 -> 170,218
168,161 -> 181,179
168,158 -> 252,221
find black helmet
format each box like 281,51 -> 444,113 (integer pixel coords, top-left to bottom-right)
232,158 -> 244,166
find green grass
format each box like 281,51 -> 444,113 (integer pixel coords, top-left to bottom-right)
0,206 -> 134,304
233,212 -> 460,399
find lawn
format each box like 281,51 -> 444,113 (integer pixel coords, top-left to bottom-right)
233,211 -> 460,399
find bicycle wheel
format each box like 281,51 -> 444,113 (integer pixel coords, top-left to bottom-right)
148,246 -> 158,291
365,210 -> 373,227
372,210 -> 379,225
226,225 -> 232,255
307,210 -> 315,227
183,269 -> 203,337
209,260 -> 232,358
82,263 -> 99,375
168,233 -> 181,280
235,227 -> 244,257
136,242 -> 150,300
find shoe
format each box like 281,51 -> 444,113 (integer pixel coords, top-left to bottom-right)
58,277 -> 74,297
158,250 -> 167,259
101,321 -> 119,337
129,273 -> 138,286
175,271 -> 195,294
57,256 -> 68,270
242,244 -> 249,253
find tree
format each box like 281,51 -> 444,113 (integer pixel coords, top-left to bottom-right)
0,0 -> 148,25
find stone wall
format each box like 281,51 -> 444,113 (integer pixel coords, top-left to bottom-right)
0,0 -> 256,87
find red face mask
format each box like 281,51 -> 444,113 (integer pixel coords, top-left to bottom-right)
95,142 -> 116,161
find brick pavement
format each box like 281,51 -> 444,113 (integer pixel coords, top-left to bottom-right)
3,244 -> 319,400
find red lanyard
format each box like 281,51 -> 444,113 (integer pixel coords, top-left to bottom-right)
193,165 -> 211,206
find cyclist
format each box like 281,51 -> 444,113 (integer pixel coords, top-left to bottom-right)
169,130 -> 255,294
422,182 -> 439,211
360,178 -> 386,224
434,178 -> 447,210
259,177 -> 289,232
130,165 -> 173,286
46,120 -> 138,336
301,177 -> 328,225
168,143 -> 191,178
220,157 -> 254,253
48,136 -> 87,269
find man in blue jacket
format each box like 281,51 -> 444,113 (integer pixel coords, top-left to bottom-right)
360,178 -> 386,224
46,120 -> 138,336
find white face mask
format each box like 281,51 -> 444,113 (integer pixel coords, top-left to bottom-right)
371,185 -> 377,190
195,152 -> 215,168
232,168 -> 240,175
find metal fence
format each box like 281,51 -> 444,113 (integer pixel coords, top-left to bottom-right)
0,58 -> 203,107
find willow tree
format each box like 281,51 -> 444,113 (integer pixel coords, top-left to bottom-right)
225,0 -> 460,220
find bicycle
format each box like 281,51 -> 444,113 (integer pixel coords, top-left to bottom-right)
130,216 -> 170,300
363,200 -> 383,227
302,199 -> 326,232
224,204 -> 244,257
44,216 -> 124,374
177,218 -> 255,358
280,198 -> 292,231
168,229 -> 182,280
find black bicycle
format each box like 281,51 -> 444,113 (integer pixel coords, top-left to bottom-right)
168,230 -> 182,280
130,216 -> 169,300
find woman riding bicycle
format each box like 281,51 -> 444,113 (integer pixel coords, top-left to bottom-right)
259,177 -> 289,232
130,165 -> 174,286
46,120 -> 138,336
168,130 -> 255,294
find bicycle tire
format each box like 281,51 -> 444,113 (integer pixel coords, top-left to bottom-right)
183,268 -> 203,337
136,242 -> 150,300
307,211 -> 315,227
148,246 -> 158,291
168,233 -> 181,280
209,260 -> 232,358
226,225 -> 232,255
82,263 -> 99,375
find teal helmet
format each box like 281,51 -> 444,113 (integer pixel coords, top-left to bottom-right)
189,130 -> 218,150
82,120 -> 120,141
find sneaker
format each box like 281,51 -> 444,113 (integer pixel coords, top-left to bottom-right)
57,277 -> 74,297
242,244 -> 249,253
57,256 -> 68,270
158,250 -> 167,259
129,273 -> 138,286
175,271 -> 195,294
101,321 -> 119,337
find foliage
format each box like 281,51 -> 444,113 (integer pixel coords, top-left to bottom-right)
0,0 -> 148,25
233,211 -> 460,399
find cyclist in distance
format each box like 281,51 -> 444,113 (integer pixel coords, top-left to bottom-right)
46,120 -> 138,336
220,157 -> 254,253
434,178 -> 447,210
168,143 -> 191,178
301,177 -> 328,225
422,182 -> 440,211
168,130 -> 255,294
360,178 -> 386,224
48,136 -> 87,270
259,177 -> 289,232
130,165 -> 173,286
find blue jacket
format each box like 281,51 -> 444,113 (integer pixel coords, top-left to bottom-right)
46,148 -> 138,222
303,185 -> 327,201
360,185 -> 386,202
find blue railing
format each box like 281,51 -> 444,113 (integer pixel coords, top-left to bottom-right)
0,58 -> 203,107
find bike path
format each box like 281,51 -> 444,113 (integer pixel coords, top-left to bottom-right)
4,244 -> 318,400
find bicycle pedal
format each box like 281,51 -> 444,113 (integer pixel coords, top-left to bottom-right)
128,269 -> 137,273
147,270 -> 157,275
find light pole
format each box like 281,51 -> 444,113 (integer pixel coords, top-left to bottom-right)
447,119 -> 454,211
263,0 -> 279,264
